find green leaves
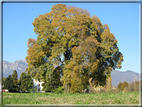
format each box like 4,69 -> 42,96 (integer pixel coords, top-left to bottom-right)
42,69 -> 60,92
19,72 -> 33,92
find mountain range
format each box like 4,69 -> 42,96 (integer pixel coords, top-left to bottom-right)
1,60 -> 141,87
1,60 -> 27,79
111,70 -> 140,87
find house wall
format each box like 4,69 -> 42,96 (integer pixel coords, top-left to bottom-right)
33,79 -> 45,92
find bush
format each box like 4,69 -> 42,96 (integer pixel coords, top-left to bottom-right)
53,86 -> 64,94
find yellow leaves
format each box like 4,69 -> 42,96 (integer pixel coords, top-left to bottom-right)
86,36 -> 100,46
63,69 -> 72,83
65,63 -> 72,70
51,4 -> 67,11
73,66 -> 80,73
117,63 -> 122,68
67,5 -> 90,17
27,38 -> 36,48
91,62 -> 99,71
71,73 -> 83,93
51,43 -> 65,61
103,24 -> 109,30
92,15 -> 101,26
101,29 -> 115,42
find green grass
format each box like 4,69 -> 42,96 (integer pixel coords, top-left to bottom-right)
3,92 -> 140,105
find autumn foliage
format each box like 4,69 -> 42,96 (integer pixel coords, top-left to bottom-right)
25,4 -> 123,93
117,81 -> 128,92
127,80 -> 141,92
117,80 -> 141,92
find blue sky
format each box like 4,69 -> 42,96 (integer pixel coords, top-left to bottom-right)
3,3 -> 139,73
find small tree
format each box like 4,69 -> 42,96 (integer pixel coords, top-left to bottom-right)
127,82 -> 135,92
117,82 -> 122,91
12,70 -> 19,92
26,74 -> 33,92
19,72 -> 33,92
19,72 -> 27,92
134,79 -> 139,92
117,81 -> 128,92
3,75 -> 15,92
121,81 -> 128,91
127,80 -> 140,92
42,70 -> 60,92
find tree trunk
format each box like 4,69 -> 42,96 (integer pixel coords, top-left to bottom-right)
64,83 -> 71,93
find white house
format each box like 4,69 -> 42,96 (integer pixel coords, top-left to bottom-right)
32,79 -> 45,93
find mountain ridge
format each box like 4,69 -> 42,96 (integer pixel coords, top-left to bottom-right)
111,70 -> 140,87
1,59 -> 28,79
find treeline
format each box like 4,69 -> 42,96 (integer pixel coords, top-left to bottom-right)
2,70 -> 33,92
117,80 -> 141,92
1,68 -> 64,93
1,69 -> 141,94
94,80 -> 141,93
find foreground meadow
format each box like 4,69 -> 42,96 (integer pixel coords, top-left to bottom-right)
3,92 -> 140,105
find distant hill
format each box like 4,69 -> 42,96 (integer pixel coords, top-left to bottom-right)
1,60 -> 141,87
111,70 -> 140,87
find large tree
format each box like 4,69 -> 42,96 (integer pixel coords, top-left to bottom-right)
25,4 -> 123,93
12,70 -> 19,92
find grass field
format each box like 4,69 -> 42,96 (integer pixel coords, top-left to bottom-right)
3,92 -> 140,105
